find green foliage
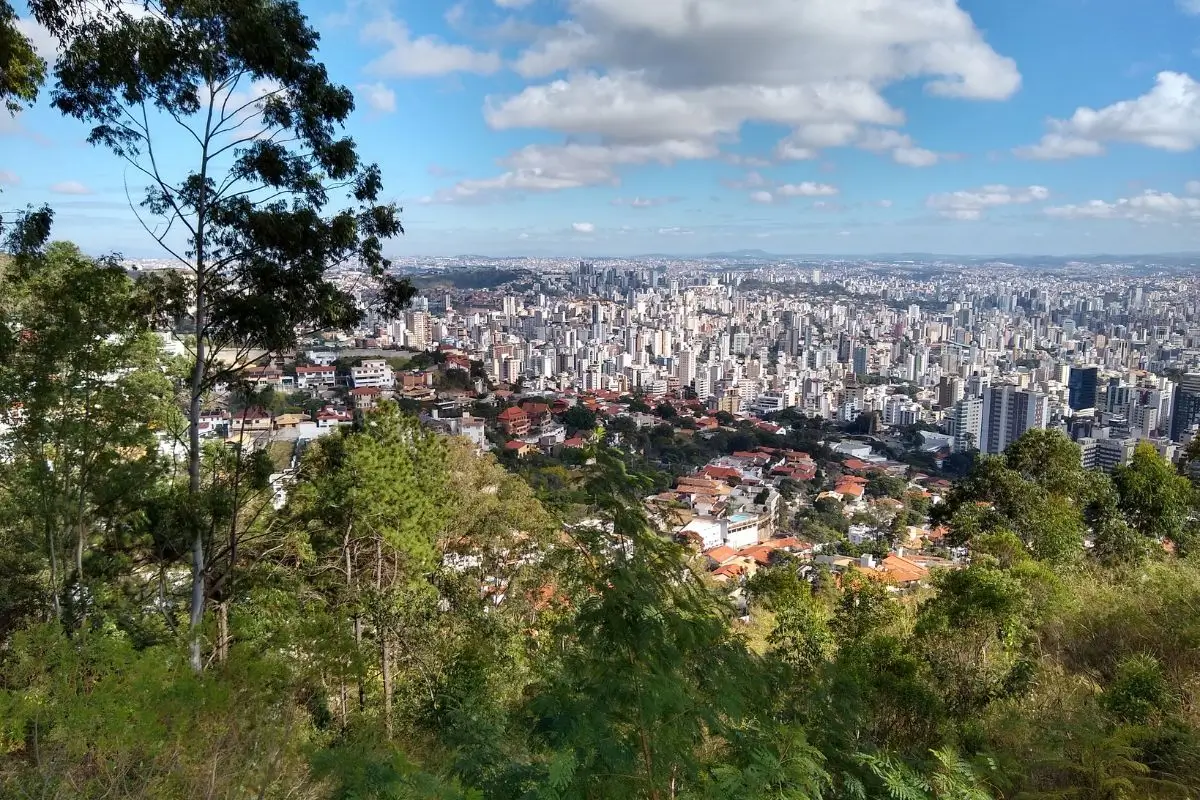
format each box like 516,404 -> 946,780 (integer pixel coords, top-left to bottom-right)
1112,443 -> 1196,547
560,404 -> 597,434
0,0 -> 45,114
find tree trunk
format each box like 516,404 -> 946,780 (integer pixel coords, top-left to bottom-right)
216,601 -> 229,663
381,626 -> 393,739
47,525 -> 61,621
187,277 -> 207,672
346,536 -> 365,710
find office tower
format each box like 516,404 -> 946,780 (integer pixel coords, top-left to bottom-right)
1170,374 -> 1200,441
811,268 -> 821,285
786,326 -> 803,357
1068,366 -> 1099,411
837,333 -> 852,363
851,345 -> 868,377
948,398 -> 983,452
981,386 -> 1048,455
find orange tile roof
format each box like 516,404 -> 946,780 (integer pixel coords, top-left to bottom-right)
703,545 -> 737,564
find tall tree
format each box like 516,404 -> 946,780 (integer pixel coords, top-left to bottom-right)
0,242 -> 174,634
33,0 -> 413,669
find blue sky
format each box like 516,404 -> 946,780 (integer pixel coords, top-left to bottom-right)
3,0 -> 1200,257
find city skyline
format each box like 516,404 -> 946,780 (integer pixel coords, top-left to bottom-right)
4,0 -> 1200,257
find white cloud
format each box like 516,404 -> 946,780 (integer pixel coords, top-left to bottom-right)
425,139 -> 716,203
876,199 -> 894,208
750,190 -> 775,205
776,123 -> 940,165
1016,72 -> 1200,159
777,182 -> 839,197
658,227 -> 693,235
363,13 -> 501,76
493,0 -> 1015,156
1179,0 -> 1200,14
892,146 -> 939,167
1186,180 -> 1200,195
50,181 -> 92,195
357,82 -> 397,113
926,184 -> 1050,220
0,171 -> 19,186
496,0 -> 535,6
453,0 -> 1015,197
572,222 -> 596,233
612,196 -> 675,207
1045,190 -> 1200,223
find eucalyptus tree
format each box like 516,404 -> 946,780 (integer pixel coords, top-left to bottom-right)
29,0 -> 414,669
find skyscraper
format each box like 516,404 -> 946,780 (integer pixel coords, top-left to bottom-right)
1170,374 -> 1200,442
1067,366 -> 1099,411
981,386 -> 1048,455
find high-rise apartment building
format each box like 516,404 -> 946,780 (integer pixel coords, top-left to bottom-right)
948,398 -> 983,452
981,386 -> 1048,455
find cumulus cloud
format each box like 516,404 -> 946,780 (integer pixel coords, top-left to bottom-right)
1186,180 -> 1200,195
1016,71 -> 1200,159
50,181 -> 92,195
1045,190 -> 1200,223
926,184 -> 1050,220
731,174 -> 838,204
363,13 -> 501,76
426,139 -> 717,203
403,0 -> 1016,203
357,82 -> 397,113
463,0 -> 1015,194
1179,0 -> 1200,14
572,222 -> 596,233
776,123 -> 941,165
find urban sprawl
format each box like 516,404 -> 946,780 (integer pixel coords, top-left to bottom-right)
128,253 -> 1200,588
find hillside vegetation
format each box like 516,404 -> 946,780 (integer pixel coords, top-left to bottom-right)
4,245 -> 1200,799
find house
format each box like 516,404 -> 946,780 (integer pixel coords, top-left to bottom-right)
245,366 -> 289,391
232,406 -> 273,432
504,440 -> 534,458
520,401 -> 552,426
497,406 -> 531,436
316,407 -> 353,428
451,415 -> 487,451
294,365 -> 336,390
198,410 -> 230,438
702,544 -> 738,565
350,359 -> 394,389
399,370 -> 433,389
273,413 -> 305,430
350,386 -> 382,409
855,553 -> 930,589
